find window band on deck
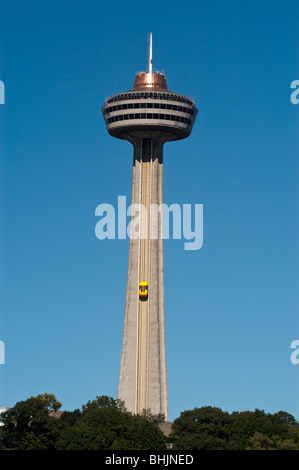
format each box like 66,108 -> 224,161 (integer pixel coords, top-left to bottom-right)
105,91 -> 194,106
103,102 -> 195,116
106,113 -> 192,126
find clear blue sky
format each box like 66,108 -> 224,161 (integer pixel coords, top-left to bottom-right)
0,0 -> 298,423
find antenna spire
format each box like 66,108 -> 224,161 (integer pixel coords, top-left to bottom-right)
148,32 -> 153,75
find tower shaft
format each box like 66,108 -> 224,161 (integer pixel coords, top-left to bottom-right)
118,138 -> 168,419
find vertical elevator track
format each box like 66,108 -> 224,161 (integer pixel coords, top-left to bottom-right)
137,139 -> 152,414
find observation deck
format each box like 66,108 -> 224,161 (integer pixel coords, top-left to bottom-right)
102,86 -> 198,142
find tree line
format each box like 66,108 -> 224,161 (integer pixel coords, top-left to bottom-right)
0,393 -> 299,450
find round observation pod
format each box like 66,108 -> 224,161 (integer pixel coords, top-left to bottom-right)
102,88 -> 197,143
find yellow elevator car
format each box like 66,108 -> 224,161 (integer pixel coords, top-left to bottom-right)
139,282 -> 148,299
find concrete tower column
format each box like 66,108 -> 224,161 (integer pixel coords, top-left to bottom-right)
118,138 -> 168,419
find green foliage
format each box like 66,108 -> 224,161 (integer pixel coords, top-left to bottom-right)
56,396 -> 166,450
0,393 -> 63,450
170,406 -> 231,450
1,394 -> 167,450
170,407 -> 299,450
1,393 -> 298,450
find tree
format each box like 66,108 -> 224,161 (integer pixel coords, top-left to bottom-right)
1,394 -> 63,450
2,394 -> 298,450
1,394 -> 167,450
170,406 -> 231,450
170,406 -> 299,450
56,395 -> 167,450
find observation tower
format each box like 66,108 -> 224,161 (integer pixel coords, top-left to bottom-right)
102,34 -> 197,420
